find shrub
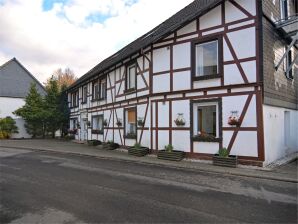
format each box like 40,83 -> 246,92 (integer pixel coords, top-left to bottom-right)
134,143 -> 141,149
218,148 -> 229,158
0,116 -> 18,139
164,144 -> 174,152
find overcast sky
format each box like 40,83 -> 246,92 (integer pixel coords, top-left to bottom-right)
0,0 -> 193,83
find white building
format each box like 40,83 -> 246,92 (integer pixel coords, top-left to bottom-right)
67,0 -> 298,166
0,58 -> 46,138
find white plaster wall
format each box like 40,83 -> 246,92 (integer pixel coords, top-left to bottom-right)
172,131 -> 190,152
193,78 -> 221,89
125,138 -> 136,147
224,64 -> 244,85
153,47 -> 170,73
139,130 -> 150,148
173,43 -> 191,69
158,130 -> 169,150
263,105 -> 298,165
199,5 -> 222,30
193,142 -> 219,154
137,104 -> 149,127
177,20 -> 196,36
153,73 -> 170,93
173,71 -> 191,91
235,0 -> 256,16
158,101 -> 169,127
227,27 -> 256,59
241,60 -> 257,83
172,100 -> 190,127
0,97 -> 31,138
225,1 -> 247,23
227,131 -> 258,157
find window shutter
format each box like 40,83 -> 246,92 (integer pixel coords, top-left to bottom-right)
127,110 -> 136,123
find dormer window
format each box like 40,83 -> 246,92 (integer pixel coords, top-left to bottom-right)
126,63 -> 136,91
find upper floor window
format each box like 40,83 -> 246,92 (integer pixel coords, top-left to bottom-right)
71,91 -> 79,107
126,63 -> 136,91
82,85 -> 88,103
92,78 -> 106,100
195,40 -> 218,77
280,0 -> 289,20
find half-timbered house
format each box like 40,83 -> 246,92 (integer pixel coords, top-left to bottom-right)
67,0 -> 298,166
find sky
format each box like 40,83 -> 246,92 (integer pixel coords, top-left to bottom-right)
0,0 -> 193,83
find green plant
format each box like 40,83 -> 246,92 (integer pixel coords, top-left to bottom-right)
164,144 -> 174,152
134,143 -> 141,149
0,116 -> 18,139
218,148 -> 229,158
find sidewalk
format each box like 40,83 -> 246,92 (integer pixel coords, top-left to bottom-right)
0,139 -> 297,183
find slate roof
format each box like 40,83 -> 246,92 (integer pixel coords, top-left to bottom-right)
68,0 -> 223,90
0,58 -> 46,98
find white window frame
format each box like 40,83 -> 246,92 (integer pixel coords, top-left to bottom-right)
92,115 -> 103,131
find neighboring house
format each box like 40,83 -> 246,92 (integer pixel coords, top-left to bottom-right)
67,0 -> 297,166
0,58 -> 46,138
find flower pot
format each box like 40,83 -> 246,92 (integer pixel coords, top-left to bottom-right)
157,150 -> 185,161
128,146 -> 149,157
213,154 -> 238,168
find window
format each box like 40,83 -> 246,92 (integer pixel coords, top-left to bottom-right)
70,119 -> 77,130
125,108 -> 136,138
195,40 -> 218,77
280,0 -> 289,20
286,48 -> 293,79
92,115 -> 104,133
93,81 -> 100,100
71,91 -> 79,107
197,106 -> 217,137
191,100 -> 220,141
82,85 -> 88,103
93,79 -> 106,100
126,63 -> 136,90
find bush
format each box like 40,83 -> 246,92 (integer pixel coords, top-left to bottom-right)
0,117 -> 18,139
218,148 -> 229,158
134,143 -> 141,149
164,144 -> 174,152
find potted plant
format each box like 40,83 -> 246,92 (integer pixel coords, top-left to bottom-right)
137,117 -> 145,127
128,143 -> 149,157
157,144 -> 185,161
87,139 -> 102,146
228,111 -> 241,126
213,147 -> 238,168
103,119 -> 108,127
174,113 -> 186,126
124,132 -> 137,139
116,119 -> 122,127
102,140 -> 120,150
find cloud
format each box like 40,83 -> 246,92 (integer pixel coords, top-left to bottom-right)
0,0 -> 193,83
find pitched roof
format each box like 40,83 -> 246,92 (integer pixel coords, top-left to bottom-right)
0,58 -> 46,98
69,0 -> 223,90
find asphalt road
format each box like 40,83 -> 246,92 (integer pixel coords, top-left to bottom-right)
0,147 -> 297,224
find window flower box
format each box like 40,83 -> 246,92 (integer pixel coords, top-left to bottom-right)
192,131 -> 220,142
128,143 -> 149,157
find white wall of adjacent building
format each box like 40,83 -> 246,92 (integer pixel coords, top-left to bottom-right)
263,105 -> 298,165
0,96 -> 31,138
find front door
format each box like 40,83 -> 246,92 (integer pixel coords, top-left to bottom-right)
80,118 -> 88,141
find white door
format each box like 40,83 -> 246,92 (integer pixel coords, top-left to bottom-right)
80,118 -> 88,141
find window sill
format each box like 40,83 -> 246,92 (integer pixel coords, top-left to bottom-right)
124,88 -> 136,94
192,74 -> 222,81
192,136 -> 221,142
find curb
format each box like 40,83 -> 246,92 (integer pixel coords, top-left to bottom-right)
1,145 -> 297,183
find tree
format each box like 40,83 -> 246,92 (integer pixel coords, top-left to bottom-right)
14,83 -> 46,138
59,84 -> 71,137
0,116 -> 18,139
44,68 -> 77,91
44,77 -> 63,138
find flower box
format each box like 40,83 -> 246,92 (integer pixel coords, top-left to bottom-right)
213,154 -> 238,168
128,146 -> 149,157
157,150 -> 185,161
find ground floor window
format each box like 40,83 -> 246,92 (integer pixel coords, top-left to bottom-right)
125,108 -> 136,138
92,115 -> 104,134
191,99 -> 221,141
